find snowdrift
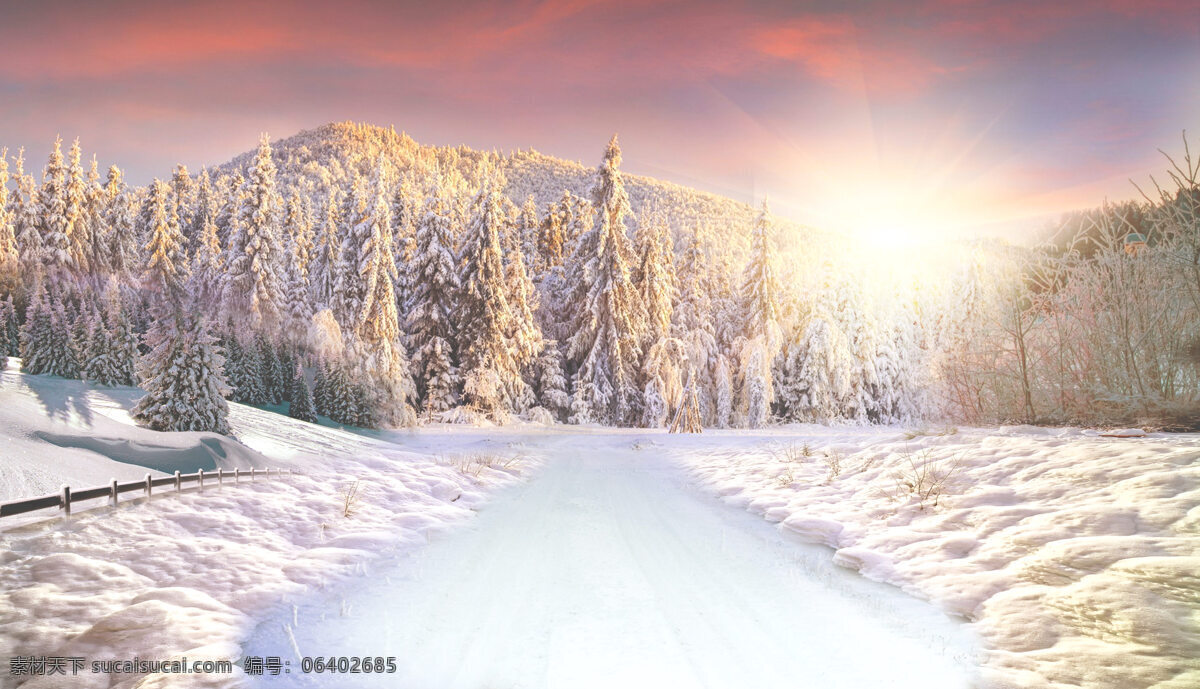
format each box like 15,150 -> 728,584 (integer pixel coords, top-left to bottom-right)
674,426 -> 1200,689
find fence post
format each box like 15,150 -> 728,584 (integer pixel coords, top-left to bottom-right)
234,468 -> 240,484
174,470 -> 181,492
110,479 -> 119,506
61,485 -> 71,517
198,469 -> 205,492
218,468 -> 223,486
145,474 -> 152,500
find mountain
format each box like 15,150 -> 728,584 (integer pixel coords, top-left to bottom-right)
216,121 -> 820,267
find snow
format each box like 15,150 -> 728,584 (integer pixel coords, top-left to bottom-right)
3,361 -> 1195,689
0,365 -> 532,688
245,429 -> 977,689
670,425 -> 1200,689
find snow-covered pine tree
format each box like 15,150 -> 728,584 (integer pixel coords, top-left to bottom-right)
458,176 -> 525,418
0,149 -> 19,301
65,139 -> 91,276
737,200 -> 781,428
103,166 -> 138,284
39,137 -> 73,283
406,176 -> 461,415
131,179 -> 231,434
13,150 -> 45,290
189,212 -> 223,312
82,299 -> 122,386
674,228 -> 718,423
0,296 -> 19,360
221,135 -> 285,334
224,335 -> 265,404
84,156 -> 110,278
641,337 -> 687,428
565,135 -> 644,425
503,226 -> 543,412
535,190 -> 571,275
714,352 -> 733,428
534,341 -> 570,421
315,189 -> 341,309
518,195 -> 541,273
188,168 -> 217,253
19,286 -> 55,375
288,362 -> 317,423
390,173 -> 420,315
312,361 -> 331,416
171,164 -> 195,238
342,158 -> 416,427
258,334 -> 286,405
101,277 -> 139,385
283,191 -> 315,347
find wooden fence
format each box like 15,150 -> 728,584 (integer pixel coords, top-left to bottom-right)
0,468 -> 296,520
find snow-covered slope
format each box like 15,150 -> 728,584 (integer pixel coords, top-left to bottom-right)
673,426 -> 1200,689
0,368 -> 533,689
0,361 -> 268,505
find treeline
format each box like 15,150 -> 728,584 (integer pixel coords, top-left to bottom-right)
1,125 -> 1193,433
934,141 -> 1200,427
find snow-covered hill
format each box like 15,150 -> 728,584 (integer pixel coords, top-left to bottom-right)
215,121 -> 824,263
0,365 -> 534,689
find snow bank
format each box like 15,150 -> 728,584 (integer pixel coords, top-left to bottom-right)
1,367 -> 534,688
672,426 -> 1200,689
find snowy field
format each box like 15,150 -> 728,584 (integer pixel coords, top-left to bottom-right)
670,427 -> 1200,689
2,363 -> 1197,689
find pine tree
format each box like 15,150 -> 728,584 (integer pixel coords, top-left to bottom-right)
83,301 -> 122,386
565,135 -> 644,425
13,150 -> 45,289
283,191 -> 314,347
221,135 -> 285,333
131,179 -> 231,434
102,278 -> 139,385
315,190 -> 341,308
641,337 -> 687,428
503,226 -> 543,410
189,212 -> 224,311
288,362 -> 317,423
259,335 -> 286,405
65,139 -> 91,276
674,228 -> 718,423
171,164 -> 195,237
224,335 -> 266,404
0,149 -> 20,300
189,168 -> 217,254
341,158 -> 416,427
312,362 -> 331,416
84,156 -> 109,277
19,286 -> 56,375
0,296 -> 19,359
406,177 -> 461,415
738,200 -> 781,428
39,137 -> 73,282
390,173 -> 420,315
534,342 -> 570,421
518,195 -> 541,272
458,177 -> 526,418
635,212 -> 676,346
103,167 -> 138,284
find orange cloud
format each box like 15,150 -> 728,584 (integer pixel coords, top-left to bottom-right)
753,17 -> 952,96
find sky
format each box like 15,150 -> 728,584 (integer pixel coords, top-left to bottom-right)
1,0 -> 1198,243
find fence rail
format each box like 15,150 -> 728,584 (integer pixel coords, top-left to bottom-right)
0,468 -> 296,520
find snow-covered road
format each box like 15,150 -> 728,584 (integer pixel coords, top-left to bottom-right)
245,439 -> 978,688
